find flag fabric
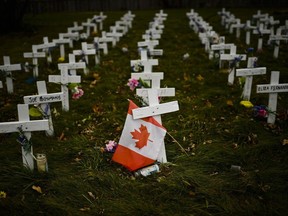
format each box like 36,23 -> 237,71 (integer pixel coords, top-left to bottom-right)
112,100 -> 166,171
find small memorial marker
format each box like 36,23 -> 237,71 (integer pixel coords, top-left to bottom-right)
59,32 -> 79,48
73,42 -> 96,66
130,50 -> 158,73
211,37 -> 234,68
243,20 -> 257,45
220,45 -> 247,85
230,18 -> 244,38
0,104 -> 49,170
58,54 -> 86,75
269,28 -> 288,58
257,71 -> 288,124
236,57 -> 266,100
0,56 -> 22,93
48,66 -> 81,111
24,81 -> 64,136
68,21 -> 84,33
33,37 -> 56,63
82,18 -> 97,37
106,26 -> 123,43
253,23 -> 271,51
100,31 -> 116,48
23,46 -> 46,77
91,12 -> 107,30
53,35 -> 70,58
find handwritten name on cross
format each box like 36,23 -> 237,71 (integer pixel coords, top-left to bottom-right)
0,104 -> 49,170
24,81 -> 64,136
220,45 -> 247,85
48,66 -> 81,111
0,56 -> 21,93
58,54 -> 86,75
23,45 -> 46,77
130,50 -> 158,73
236,57 -> 266,100
257,71 -> 288,124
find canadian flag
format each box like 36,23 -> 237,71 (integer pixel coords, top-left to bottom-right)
112,100 -> 166,171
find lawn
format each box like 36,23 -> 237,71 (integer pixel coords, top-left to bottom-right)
0,8 -> 288,215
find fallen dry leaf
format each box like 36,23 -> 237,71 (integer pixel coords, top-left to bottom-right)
32,185 -> 42,194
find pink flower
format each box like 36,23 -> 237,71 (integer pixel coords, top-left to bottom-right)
105,140 -> 118,152
127,78 -> 139,91
72,87 -> 84,100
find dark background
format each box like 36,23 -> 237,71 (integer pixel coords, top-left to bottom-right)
0,0 -> 287,33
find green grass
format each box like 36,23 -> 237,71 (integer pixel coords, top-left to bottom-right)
1,8 -> 288,215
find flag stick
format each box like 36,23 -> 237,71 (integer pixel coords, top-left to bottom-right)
166,131 -> 189,156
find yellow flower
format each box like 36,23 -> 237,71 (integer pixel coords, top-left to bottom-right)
0,191 -> 7,198
240,100 -> 253,108
58,57 -> 65,63
196,74 -> 204,81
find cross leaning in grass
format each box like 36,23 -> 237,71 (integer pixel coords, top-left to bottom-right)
0,104 -> 49,170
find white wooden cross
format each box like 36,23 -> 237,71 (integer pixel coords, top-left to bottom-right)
253,23 -> 271,51
94,37 -> 108,55
220,45 -> 247,85
269,28 -> 288,58
33,37 -> 56,63
86,40 -> 103,65
73,42 -> 96,66
100,31 -> 116,48
131,72 -> 178,163
58,54 -> 86,75
82,18 -> 97,37
0,56 -> 22,93
53,34 -> 70,58
23,45 -> 46,77
243,20 -> 257,45
236,57 -> 266,100
68,21 -> 84,33
224,14 -> 236,30
59,32 -> 79,48
106,26 -> 123,43
230,18 -> 244,38
91,12 -> 107,31
114,20 -> 129,35
48,66 -> 81,111
217,8 -> 227,26
0,104 -> 49,170
252,10 -> 269,26
138,39 -> 163,57
210,37 -> 235,68
257,71 -> 288,124
24,81 -> 64,136
130,50 -> 158,73
121,11 -> 135,29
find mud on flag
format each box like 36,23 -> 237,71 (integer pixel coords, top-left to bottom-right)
112,100 -> 166,171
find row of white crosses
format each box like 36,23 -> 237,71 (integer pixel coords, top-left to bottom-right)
0,13 -> 108,169
188,9 -> 287,125
138,10 -> 166,58
130,10 -> 179,163
218,8 -> 287,58
187,9 -> 222,57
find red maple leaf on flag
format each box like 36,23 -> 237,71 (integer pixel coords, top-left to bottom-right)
130,124 -> 151,149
